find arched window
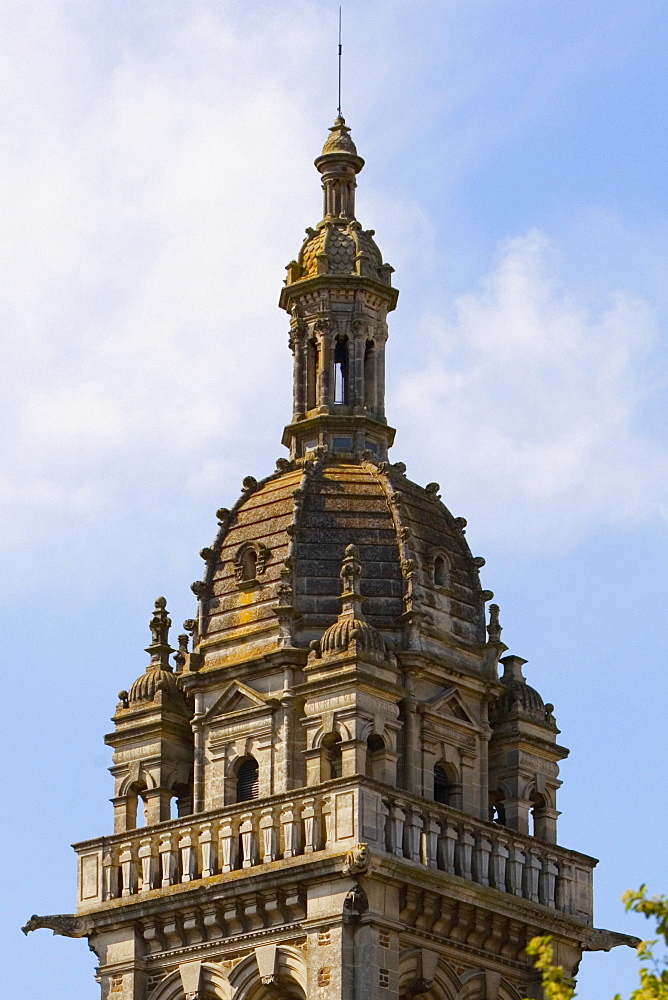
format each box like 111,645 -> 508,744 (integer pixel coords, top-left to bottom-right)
490,791 -> 506,826
126,781 -> 148,829
434,555 -> 447,588
365,733 -> 385,779
434,765 -> 449,805
241,548 -> 257,582
236,757 -> 259,802
171,781 -> 192,819
334,337 -> 349,404
322,732 -> 342,780
530,791 -> 548,840
307,338 -> 318,411
364,340 -> 375,410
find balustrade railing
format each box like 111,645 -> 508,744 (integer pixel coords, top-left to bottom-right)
74,778 -> 594,925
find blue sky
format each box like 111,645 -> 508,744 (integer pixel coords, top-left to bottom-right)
2,2 -> 667,997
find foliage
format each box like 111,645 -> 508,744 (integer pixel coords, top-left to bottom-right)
524,936 -> 576,1000
523,888 -> 668,1000
612,887 -> 668,1000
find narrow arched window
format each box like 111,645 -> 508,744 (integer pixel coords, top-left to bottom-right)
434,555 -> 447,588
236,757 -> 259,802
490,792 -> 506,826
334,337 -> 349,404
241,548 -> 257,582
322,732 -> 342,780
434,765 -> 449,805
530,792 -> 548,840
365,733 -> 385,779
307,339 -> 318,411
364,340 -> 375,410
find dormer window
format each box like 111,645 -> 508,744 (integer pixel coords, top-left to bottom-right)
233,542 -> 269,588
241,548 -> 257,581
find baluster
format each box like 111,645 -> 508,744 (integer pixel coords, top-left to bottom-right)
302,797 -> 318,853
102,850 -> 118,901
405,808 -> 424,863
507,845 -> 525,896
540,856 -> 558,908
556,862 -> 574,914
218,819 -> 237,873
390,801 -> 407,857
138,837 -> 156,892
524,850 -> 541,903
159,832 -> 178,887
424,815 -> 440,869
280,802 -> 301,858
119,842 -> 137,896
179,829 -> 197,882
473,834 -> 492,887
443,822 -> 458,874
321,795 -> 332,849
199,822 -> 217,878
260,807 -> 277,862
457,825 -> 474,880
239,812 -> 256,868
490,836 -> 509,892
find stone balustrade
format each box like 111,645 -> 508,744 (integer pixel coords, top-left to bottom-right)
74,778 -> 594,925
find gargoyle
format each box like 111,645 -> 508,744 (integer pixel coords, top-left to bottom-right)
22,913 -> 92,938
584,928 -> 641,951
342,843 -> 370,877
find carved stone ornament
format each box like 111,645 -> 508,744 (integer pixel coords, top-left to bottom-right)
342,843 -> 370,876
22,913 -> 92,938
343,883 -> 369,919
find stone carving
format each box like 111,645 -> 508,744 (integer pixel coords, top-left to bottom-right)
584,928 -> 641,951
342,843 -> 370,876
343,883 -> 369,919
487,604 -> 502,644
216,507 -> 230,522
191,581 -> 206,598
242,475 -> 258,493
149,597 -> 171,646
22,913 -> 91,938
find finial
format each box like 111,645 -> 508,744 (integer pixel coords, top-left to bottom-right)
487,603 -> 502,644
337,6 -> 343,118
338,543 -> 366,621
149,597 -> 171,646
146,596 -> 174,668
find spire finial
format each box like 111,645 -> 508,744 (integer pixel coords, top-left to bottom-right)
146,596 -> 174,668
339,543 -> 365,620
337,6 -> 343,118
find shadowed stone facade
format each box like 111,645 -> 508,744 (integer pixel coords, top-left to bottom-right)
24,115 -> 637,1000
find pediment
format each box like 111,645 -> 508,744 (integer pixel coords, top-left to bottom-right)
429,687 -> 475,725
203,680 -> 269,722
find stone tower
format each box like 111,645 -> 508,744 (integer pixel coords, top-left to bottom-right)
24,116 -> 634,1000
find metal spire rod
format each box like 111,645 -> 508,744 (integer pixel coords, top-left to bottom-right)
337,6 -> 342,117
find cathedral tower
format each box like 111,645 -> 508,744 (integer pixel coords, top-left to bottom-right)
24,116 -> 633,1000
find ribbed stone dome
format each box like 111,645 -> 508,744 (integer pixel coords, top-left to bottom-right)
493,655 -> 549,725
128,665 -> 181,705
320,616 -> 385,656
195,457 -> 488,660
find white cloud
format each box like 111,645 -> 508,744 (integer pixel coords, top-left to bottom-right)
395,230 -> 667,551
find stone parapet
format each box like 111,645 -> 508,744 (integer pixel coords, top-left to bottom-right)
74,777 -> 595,925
